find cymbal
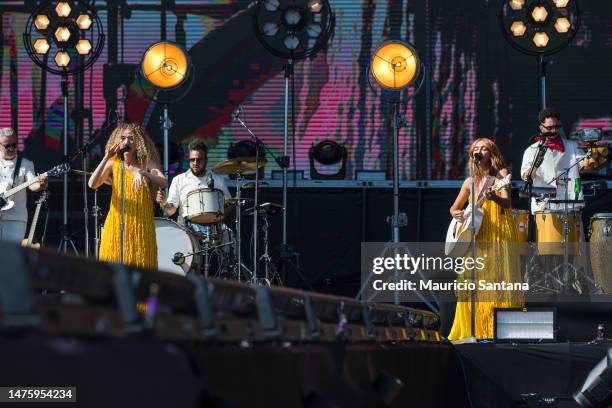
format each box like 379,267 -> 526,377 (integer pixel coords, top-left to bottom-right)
212,157 -> 266,175
245,202 -> 284,217
225,197 -> 254,205
71,169 -> 112,186
71,169 -> 92,176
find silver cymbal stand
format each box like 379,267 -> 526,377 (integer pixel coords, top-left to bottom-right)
233,172 -> 252,282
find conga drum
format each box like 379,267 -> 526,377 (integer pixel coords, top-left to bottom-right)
589,213 -> 612,293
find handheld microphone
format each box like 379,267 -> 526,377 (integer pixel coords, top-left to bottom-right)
473,152 -> 483,161
118,145 -> 130,156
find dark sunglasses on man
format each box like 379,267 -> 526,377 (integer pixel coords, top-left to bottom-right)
1,142 -> 17,149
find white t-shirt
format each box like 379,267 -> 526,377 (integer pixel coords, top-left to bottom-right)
166,169 -> 231,220
0,157 -> 36,222
520,137 -> 585,213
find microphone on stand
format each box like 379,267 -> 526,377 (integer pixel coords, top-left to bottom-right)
117,145 -> 130,160
231,105 -> 243,121
172,252 -> 186,266
206,172 -> 215,189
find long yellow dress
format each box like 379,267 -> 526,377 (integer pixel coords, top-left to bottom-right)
99,158 -> 158,270
448,179 -> 524,340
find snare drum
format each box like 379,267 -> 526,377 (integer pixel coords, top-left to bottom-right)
589,213 -> 612,293
185,188 -> 225,224
534,210 -> 582,255
155,218 -> 202,275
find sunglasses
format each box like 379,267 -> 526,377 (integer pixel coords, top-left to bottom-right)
541,124 -> 561,131
1,143 -> 17,149
189,158 -> 205,163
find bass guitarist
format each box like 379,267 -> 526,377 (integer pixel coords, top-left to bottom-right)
0,128 -> 47,242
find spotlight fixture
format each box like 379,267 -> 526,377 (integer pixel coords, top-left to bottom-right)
33,38 -> 50,54
22,0 -> 105,256
34,14 -> 50,30
500,0 -> 580,108
24,0 -> 104,74
54,51 -> 70,69
139,41 -> 194,175
254,0 -> 335,59
370,41 -> 421,90
511,21 -> 527,36
574,347 -> 612,408
309,140 -> 347,180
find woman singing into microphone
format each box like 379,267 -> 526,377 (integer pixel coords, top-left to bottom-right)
88,123 -> 167,269
447,138 -> 523,341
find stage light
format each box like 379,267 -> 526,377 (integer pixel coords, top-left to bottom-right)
554,17 -> 571,33
55,2 -> 71,18
307,23 -> 322,38
23,0 -> 105,256
141,41 -> 190,90
283,8 -> 301,26
533,32 -> 550,47
55,51 -> 70,67
54,26 -> 71,43
531,6 -> 548,23
34,14 -> 50,30
509,0 -> 525,10
33,38 -> 50,54
283,36 -> 299,50
371,41 -> 420,90
76,14 -> 92,30
76,39 -> 92,55
309,140 -> 347,180
308,0 -> 323,13
573,347 -> 612,408
511,21 -> 527,36
264,0 -> 280,12
500,0 -> 580,109
263,22 -> 279,36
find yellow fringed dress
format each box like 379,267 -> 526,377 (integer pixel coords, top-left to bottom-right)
448,179 -> 524,340
98,159 -> 158,270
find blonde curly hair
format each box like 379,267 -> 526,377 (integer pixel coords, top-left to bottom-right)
105,123 -> 160,169
468,137 -> 508,184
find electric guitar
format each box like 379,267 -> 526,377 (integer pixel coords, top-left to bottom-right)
445,174 -> 511,257
0,163 -> 69,212
21,190 -> 49,249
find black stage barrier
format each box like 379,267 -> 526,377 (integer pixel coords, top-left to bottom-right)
0,242 -> 469,408
0,336 -> 468,408
456,342 -> 610,408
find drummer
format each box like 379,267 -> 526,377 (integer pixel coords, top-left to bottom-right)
520,107 -> 587,213
156,141 -> 231,220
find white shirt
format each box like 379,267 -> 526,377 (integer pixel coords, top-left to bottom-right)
166,169 -> 231,220
0,157 -> 36,222
520,137 -> 585,213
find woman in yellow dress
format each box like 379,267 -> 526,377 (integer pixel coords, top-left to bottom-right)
448,138 -> 524,340
88,123 -> 167,269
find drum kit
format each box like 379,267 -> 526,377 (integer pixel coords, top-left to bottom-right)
153,156 -> 284,284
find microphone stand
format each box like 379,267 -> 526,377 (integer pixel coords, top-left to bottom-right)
233,108 -> 312,290
232,109 -> 286,286
119,149 -> 127,265
469,156 -> 478,340
523,137 -> 549,290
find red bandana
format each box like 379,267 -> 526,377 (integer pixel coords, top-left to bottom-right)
535,135 -> 565,153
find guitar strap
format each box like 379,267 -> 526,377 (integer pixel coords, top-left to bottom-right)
475,175 -> 494,207
11,156 -> 22,188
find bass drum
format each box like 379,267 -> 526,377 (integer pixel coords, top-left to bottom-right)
155,218 -> 202,275
589,213 -> 612,293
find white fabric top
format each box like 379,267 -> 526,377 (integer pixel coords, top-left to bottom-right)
166,169 -> 231,219
0,156 -> 36,222
520,137 -> 585,213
